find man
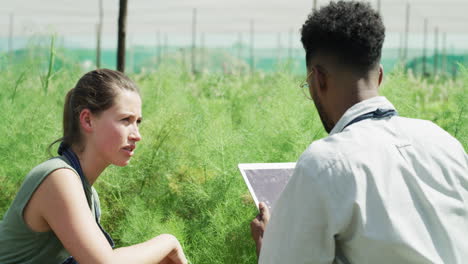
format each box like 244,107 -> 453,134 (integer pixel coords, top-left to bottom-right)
251,1 -> 468,263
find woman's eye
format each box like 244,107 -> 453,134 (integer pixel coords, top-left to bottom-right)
122,117 -> 130,123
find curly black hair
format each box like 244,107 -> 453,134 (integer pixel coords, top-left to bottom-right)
301,1 -> 385,73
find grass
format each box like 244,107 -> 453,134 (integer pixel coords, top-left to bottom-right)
0,49 -> 466,263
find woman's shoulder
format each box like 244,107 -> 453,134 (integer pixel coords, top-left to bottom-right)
14,157 -> 78,207
1,157 -> 80,230
28,156 -> 75,177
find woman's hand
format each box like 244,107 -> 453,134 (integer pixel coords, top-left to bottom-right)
159,237 -> 188,264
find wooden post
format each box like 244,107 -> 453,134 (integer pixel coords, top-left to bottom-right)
313,0 -> 317,11
422,18 -> 428,76
451,45 -> 456,80
200,33 -> 205,72
237,32 -> 243,73
8,13 -> 14,55
155,31 -> 158,65
377,0 -> 381,13
403,2 -> 410,62
237,32 -> 242,62
442,32 -> 447,75
181,48 -> 187,73
191,8 -> 197,74
164,33 -> 168,59
96,0 -> 103,68
398,33 -> 402,62
434,27 -> 438,76
452,64 -> 457,80
250,19 -> 255,75
277,32 -> 282,66
117,0 -> 128,72
288,28 -> 293,62
156,30 -> 162,66
96,24 -> 100,68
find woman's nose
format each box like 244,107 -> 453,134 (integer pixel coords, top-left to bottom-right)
129,126 -> 142,142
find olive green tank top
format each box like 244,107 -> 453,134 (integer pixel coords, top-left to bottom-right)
0,156 -> 100,264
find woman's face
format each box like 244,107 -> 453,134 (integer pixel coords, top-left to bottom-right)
90,89 -> 142,167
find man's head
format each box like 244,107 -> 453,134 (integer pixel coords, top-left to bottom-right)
301,1 -> 385,75
300,1 -> 385,132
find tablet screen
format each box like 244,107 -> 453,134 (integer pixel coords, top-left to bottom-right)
238,162 -> 296,211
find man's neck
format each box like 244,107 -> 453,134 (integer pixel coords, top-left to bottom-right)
331,80 -> 379,126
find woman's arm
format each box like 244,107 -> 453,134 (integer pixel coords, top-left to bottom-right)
114,234 -> 187,264
30,168 -> 187,264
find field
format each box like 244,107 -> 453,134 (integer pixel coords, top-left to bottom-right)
0,50 -> 467,263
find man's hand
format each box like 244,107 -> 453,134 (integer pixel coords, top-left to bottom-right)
250,202 -> 270,258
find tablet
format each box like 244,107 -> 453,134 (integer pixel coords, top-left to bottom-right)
238,162 -> 296,211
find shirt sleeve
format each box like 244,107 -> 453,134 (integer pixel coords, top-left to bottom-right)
259,148 -> 354,264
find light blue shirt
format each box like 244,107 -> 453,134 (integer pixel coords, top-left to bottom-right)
259,96 -> 468,263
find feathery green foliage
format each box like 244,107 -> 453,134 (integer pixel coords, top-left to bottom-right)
0,50 -> 466,264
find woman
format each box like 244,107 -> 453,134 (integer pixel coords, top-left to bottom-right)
0,69 -> 187,264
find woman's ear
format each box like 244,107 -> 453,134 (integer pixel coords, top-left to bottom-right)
79,109 -> 93,133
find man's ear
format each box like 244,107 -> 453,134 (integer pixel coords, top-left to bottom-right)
378,64 -> 384,87
79,109 -> 93,133
314,65 -> 328,93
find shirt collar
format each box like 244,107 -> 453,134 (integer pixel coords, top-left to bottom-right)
329,96 -> 397,135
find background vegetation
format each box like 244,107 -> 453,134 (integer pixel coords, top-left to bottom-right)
0,46 -> 466,263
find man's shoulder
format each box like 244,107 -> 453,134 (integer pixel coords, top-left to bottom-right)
301,117 -> 446,160
298,115 -> 465,169
301,127 -> 364,161
395,116 -> 465,151
396,116 -> 443,131
297,137 -> 349,175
